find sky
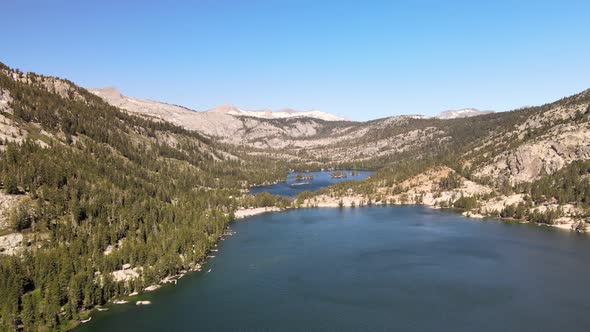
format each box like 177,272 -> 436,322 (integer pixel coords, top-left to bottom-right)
1,0 -> 589,120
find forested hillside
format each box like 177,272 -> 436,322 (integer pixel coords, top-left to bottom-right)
1,61 -> 589,331
93,76 -> 589,177
0,63 -> 289,331
299,89 -> 590,230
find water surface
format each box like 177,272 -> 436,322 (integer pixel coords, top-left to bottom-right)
249,170 -> 373,197
77,206 -> 590,332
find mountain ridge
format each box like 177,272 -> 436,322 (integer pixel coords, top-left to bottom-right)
207,103 -> 347,121
1,62 -> 590,331
89,87 -> 497,122
435,108 -> 495,119
89,87 -> 347,122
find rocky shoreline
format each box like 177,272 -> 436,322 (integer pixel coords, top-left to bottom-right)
234,206 -> 282,219
71,197 -> 585,329
300,194 -> 585,233
234,195 -> 585,233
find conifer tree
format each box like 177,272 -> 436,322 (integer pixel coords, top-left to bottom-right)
3,173 -> 18,194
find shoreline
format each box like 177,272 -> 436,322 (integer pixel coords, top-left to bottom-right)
74,199 -> 583,329
296,192 -> 585,233
77,207 -> 286,327
235,198 -> 583,233
234,206 -> 282,219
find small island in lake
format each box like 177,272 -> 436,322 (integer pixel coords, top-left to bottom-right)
329,171 -> 348,179
291,173 -> 314,186
294,173 -> 314,181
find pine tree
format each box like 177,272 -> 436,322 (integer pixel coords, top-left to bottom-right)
21,293 -> 36,332
68,277 -> 81,319
3,173 -> 18,194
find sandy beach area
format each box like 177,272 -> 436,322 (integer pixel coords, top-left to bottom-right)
234,207 -> 282,219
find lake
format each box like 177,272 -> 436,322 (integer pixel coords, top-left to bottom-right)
77,206 -> 590,332
249,170 -> 374,198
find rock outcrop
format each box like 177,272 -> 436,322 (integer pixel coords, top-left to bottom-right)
476,120 -> 590,183
0,233 -> 23,256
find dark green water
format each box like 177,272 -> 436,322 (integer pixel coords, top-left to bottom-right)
77,207 -> 590,332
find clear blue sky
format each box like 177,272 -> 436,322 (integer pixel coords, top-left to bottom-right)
1,0 -> 589,120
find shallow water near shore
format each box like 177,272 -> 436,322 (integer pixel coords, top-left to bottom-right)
249,170 -> 373,197
77,206 -> 590,332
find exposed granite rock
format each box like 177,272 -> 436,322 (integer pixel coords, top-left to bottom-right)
0,88 -> 12,113
475,122 -> 590,183
0,233 -> 23,256
0,193 -> 24,229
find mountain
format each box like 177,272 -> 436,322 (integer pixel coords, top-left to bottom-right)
88,87 -> 442,159
89,87 -> 590,176
0,63 -> 294,330
89,88 -> 346,122
435,108 -> 495,119
302,88 -> 590,232
1,62 -> 590,330
88,87 -> 351,149
87,87 -> 236,128
207,103 -> 347,121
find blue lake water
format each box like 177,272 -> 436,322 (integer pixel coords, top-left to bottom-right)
249,170 -> 374,197
77,206 -> 590,332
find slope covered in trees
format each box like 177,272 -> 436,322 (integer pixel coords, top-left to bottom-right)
1,61 -> 590,331
296,89 -> 590,228
0,63 -> 289,331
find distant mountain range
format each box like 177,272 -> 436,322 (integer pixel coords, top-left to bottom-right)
208,103 -> 347,121
435,108 -> 495,119
89,87 -> 496,123
88,87 -> 347,122
85,87 -> 506,152
2,63 -> 590,331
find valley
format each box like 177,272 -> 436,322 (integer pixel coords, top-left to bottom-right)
3,1 -> 589,331
88,76 -> 590,230
0,62 -> 589,331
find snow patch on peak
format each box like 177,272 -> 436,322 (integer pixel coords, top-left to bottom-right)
436,108 -> 495,119
207,105 -> 346,121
